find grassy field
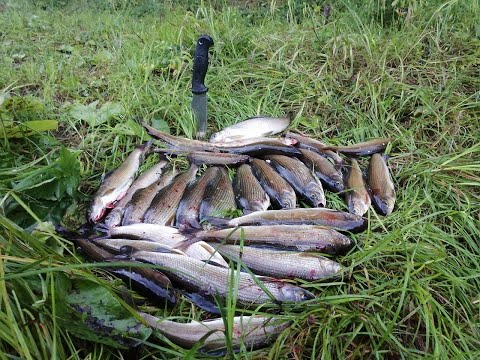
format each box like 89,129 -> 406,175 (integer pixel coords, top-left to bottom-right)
1,0 -> 479,358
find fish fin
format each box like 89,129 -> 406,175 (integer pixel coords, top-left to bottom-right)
179,291 -> 222,315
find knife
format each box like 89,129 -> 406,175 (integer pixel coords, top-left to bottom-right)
191,34 -> 214,140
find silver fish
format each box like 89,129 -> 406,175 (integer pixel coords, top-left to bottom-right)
265,155 -> 325,207
88,141 -> 152,223
210,116 -> 290,143
214,136 -> 297,148
107,223 -> 187,244
194,225 -> 352,254
139,312 -> 291,351
212,244 -> 341,280
233,164 -> 271,213
199,167 -> 237,221
143,122 -> 217,152
176,167 -> 220,230
105,159 -> 167,227
250,158 -> 296,209
323,138 -> 393,156
122,168 -> 178,225
143,165 -> 198,225
132,251 -> 315,304
345,158 -> 371,216
368,154 -> 395,216
299,149 -> 344,192
153,148 -> 250,166
94,238 -> 228,267
207,208 -> 366,233
76,239 -> 176,304
283,132 -> 343,167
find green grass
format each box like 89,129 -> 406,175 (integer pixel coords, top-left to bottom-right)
1,0 -> 479,358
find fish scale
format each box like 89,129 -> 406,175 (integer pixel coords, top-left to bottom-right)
345,158 -> 371,216
88,141 -> 152,223
249,158 -> 296,209
199,167 -> 236,220
122,168 -> 178,225
105,159 -> 168,226
194,225 -> 352,254
368,153 -> 396,215
299,149 -> 344,192
132,251 -> 314,304
215,208 -> 366,232
143,165 -> 198,225
140,312 -> 291,350
176,167 -> 220,229
233,164 -> 270,213
265,155 -> 326,207
212,244 -> 341,280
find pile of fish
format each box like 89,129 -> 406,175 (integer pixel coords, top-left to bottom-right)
78,116 -> 396,352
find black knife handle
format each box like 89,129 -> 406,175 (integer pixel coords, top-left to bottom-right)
191,35 -> 214,94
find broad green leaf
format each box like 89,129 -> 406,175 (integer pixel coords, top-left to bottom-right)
69,101 -> 98,124
69,101 -> 123,127
94,101 -> 124,126
1,120 -> 59,138
151,118 -> 170,134
55,275 -> 151,349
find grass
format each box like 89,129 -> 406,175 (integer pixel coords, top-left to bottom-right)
0,0 -> 479,358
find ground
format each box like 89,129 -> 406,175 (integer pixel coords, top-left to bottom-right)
0,0 -> 479,359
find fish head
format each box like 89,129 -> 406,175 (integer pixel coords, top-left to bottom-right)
372,194 -> 395,216
305,184 -> 325,207
209,132 -> 226,143
281,137 -> 298,146
88,198 -> 109,224
278,284 -> 315,302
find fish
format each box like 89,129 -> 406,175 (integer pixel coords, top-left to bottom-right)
176,167 -> 220,230
93,238 -> 228,267
153,149 -> 250,166
188,152 -> 250,166
264,155 -> 325,207
139,312 -> 291,351
106,223 -> 187,244
93,238 -> 185,254
249,158 -> 296,209
283,132 -> 343,167
323,138 -> 393,156
199,167 -> 237,221
209,116 -> 290,143
219,142 -> 302,157
193,225 -> 353,254
368,154 -> 396,216
299,149 -> 344,192
131,251 -> 315,305
205,208 -> 366,233
345,158 -> 371,216
212,244 -> 342,280
122,168 -> 178,225
88,141 -> 152,223
142,122 -> 218,152
213,136 -> 297,148
233,164 -> 270,213
143,165 -> 198,225
105,159 -> 168,227
75,239 -> 176,304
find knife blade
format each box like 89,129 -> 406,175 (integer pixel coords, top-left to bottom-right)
191,34 -> 214,140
